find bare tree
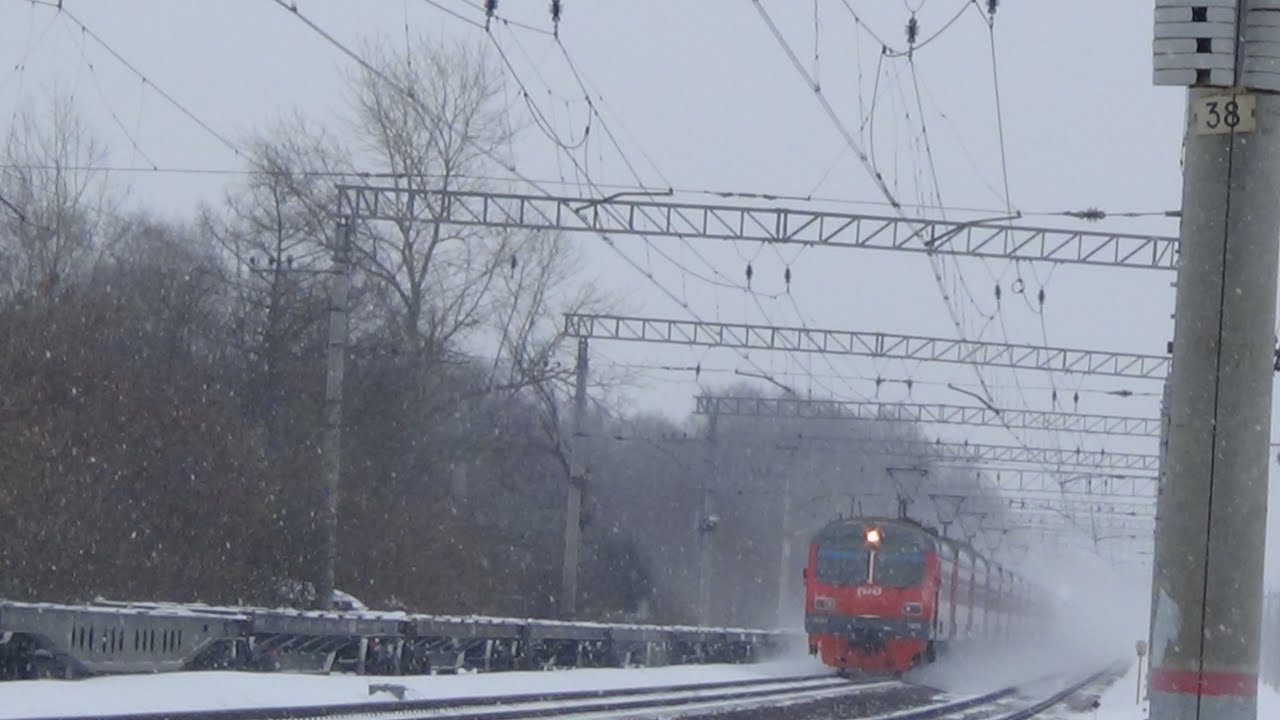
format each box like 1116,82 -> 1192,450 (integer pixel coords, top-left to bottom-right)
344,37 -> 515,360
202,120 -> 343,435
0,93 -> 112,302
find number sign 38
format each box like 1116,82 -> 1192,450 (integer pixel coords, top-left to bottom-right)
1194,94 -> 1257,136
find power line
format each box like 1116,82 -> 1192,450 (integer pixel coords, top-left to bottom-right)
753,0 -> 1081,469
271,0 -> 837,417
25,0 -> 241,157
484,15 -> 877,403
885,0 -> 980,58
417,0 -> 486,30
0,162 -> 1180,223
63,17 -> 158,171
596,359 -> 1163,400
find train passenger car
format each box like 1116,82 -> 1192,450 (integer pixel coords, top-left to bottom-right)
802,516 -> 1038,675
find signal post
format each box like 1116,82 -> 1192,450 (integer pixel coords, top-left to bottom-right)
1150,3 -> 1280,718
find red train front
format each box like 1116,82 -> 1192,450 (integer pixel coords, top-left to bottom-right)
803,516 -> 1033,675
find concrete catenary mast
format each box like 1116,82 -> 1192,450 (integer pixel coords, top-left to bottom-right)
1150,2 -> 1280,718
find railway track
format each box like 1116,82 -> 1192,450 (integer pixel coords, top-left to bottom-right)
6,662 -> 1124,720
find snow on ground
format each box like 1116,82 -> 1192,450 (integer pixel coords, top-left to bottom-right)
908,640 -> 1115,698
0,656 -> 833,720
1264,684 -> 1280,716
1041,661 -> 1280,720
1074,659 -> 1143,720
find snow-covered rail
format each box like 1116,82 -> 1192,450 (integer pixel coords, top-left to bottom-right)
0,598 -> 798,680
0,663 -> 1126,720
0,675 -> 911,720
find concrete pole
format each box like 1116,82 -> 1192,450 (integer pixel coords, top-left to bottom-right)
1148,88 -> 1280,719
561,337 -> 589,619
697,410 -> 719,626
1147,379 -> 1173,688
317,219 -> 353,610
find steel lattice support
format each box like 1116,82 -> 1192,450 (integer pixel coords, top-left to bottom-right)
1003,495 -> 1155,519
694,395 -> 1161,437
1000,510 -> 1155,534
783,434 -> 1158,472
566,314 -> 1169,379
980,469 -> 1157,498
335,185 -> 1178,270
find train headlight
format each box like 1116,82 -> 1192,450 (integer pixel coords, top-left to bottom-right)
866,528 -> 882,545
814,596 -> 835,611
904,602 -> 923,616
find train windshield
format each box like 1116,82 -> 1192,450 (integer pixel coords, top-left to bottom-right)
874,550 -> 926,587
815,546 -> 870,585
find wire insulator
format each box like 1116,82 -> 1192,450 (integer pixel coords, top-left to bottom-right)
906,15 -> 919,45
485,0 -> 498,30
694,362 -> 701,379
988,0 -> 998,16
1051,389 -> 1058,408
550,0 -> 562,35
994,283 -> 1002,303
1073,391 -> 1080,410
745,262 -> 754,288
784,265 -> 792,291
1068,207 -> 1106,222
1037,288 -> 1045,306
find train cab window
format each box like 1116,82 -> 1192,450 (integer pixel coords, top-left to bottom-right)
815,546 -> 869,585
875,551 -> 925,587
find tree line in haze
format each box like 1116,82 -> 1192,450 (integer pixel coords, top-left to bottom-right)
0,37 -> 1006,627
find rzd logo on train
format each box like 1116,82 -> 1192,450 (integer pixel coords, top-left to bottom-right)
856,586 -> 883,597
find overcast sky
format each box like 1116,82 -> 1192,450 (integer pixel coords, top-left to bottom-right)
3,1 -> 1269,581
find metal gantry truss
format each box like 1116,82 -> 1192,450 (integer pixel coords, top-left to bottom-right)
975,468 -> 1157,498
1003,495 -> 1154,519
566,314 -> 1170,379
904,464 -> 1157,500
695,395 -> 1161,438
998,510 -> 1155,535
781,434 -> 1158,472
335,185 -> 1179,270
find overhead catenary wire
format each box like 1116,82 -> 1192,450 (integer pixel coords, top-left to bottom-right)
486,24 -> 789,301
752,2 -> 1127,491
271,4 -> 1150,504
24,0 -> 242,158
0,161 -> 1181,224
549,39 -> 878,403
63,18 -> 158,171
522,19 -> 878,403
502,4 -> 1146,487
271,0 -> 838,415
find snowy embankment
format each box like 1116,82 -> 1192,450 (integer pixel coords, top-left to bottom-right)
1039,658 -> 1280,720
0,656 -> 832,720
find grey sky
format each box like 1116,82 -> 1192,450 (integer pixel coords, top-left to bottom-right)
1,1 -> 1264,579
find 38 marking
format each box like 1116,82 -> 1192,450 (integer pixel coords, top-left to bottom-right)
1194,93 -> 1257,136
